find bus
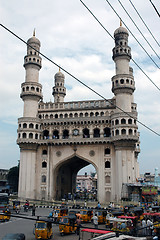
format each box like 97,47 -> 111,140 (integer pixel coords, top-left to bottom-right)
0,193 -> 9,209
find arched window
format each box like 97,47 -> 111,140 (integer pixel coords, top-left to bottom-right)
95,112 -> 99,117
29,133 -> 33,138
83,128 -> 90,138
121,129 -> 126,135
43,130 -> 49,139
101,112 -> 104,116
42,162 -> 47,168
22,133 -> 26,138
90,112 -> 94,117
115,119 -> 119,125
35,124 -> 38,129
74,113 -> 78,117
120,79 -> 124,84
42,175 -> 46,183
116,129 -> 119,135
64,113 -> 68,118
55,114 -> 58,119
42,150 -> 47,155
129,129 -> 133,135
29,123 -> 34,128
126,79 -> 129,84
69,113 -> 73,118
105,161 -> 110,168
85,112 -> 88,117
93,128 -> 100,138
23,123 -> 27,128
80,113 -> 83,117
121,118 -> 126,124
105,148 -> 110,155
104,127 -> 111,137
53,130 -> 59,139
63,129 -> 69,139
35,133 -> 38,139
128,119 -> 132,124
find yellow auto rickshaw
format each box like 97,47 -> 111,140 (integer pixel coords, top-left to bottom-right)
59,215 -> 77,235
80,209 -> 93,222
54,207 -> 68,222
34,218 -> 53,239
106,217 -> 131,233
94,209 -> 107,224
0,208 -> 11,221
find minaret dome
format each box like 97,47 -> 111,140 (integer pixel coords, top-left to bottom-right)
52,68 -> 66,103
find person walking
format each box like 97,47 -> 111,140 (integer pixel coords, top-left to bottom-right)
92,214 -> 98,228
142,218 -> 147,236
53,210 -> 58,223
147,218 -> 153,236
97,202 -> 101,209
76,216 -> 81,235
32,204 -> 36,216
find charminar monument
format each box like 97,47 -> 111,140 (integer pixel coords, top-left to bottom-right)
17,24 -> 140,203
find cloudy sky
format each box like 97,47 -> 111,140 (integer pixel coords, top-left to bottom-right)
0,0 -> 160,175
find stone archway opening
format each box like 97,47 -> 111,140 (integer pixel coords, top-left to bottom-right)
53,155 -> 97,201
77,164 -> 97,201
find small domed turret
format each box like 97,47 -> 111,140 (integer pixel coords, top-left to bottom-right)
52,68 -> 66,103
54,71 -> 65,81
114,20 -> 128,37
114,26 -> 128,36
27,29 -> 41,46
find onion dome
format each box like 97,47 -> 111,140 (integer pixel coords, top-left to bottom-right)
27,29 -> 41,46
54,68 -> 65,81
114,20 -> 128,37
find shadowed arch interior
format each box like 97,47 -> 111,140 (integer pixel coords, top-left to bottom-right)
54,155 -> 93,200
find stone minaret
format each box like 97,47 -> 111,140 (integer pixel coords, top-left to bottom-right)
111,23 -> 139,201
52,68 -> 66,103
17,31 -> 43,199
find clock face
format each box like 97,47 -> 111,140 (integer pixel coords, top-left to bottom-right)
73,129 -> 79,136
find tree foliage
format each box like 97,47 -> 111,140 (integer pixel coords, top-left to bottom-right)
7,166 -> 19,193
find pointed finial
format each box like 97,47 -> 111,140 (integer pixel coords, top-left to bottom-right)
59,65 -> 61,72
33,28 -> 36,37
120,19 -> 122,27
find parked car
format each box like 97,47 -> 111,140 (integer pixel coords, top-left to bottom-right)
2,233 -> 25,240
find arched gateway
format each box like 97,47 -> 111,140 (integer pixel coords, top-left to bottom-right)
17,24 -> 140,204
53,153 -> 97,200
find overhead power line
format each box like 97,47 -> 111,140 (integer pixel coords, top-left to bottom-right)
79,0 -> 160,92
128,0 -> 160,48
117,0 -> 160,61
105,0 -> 160,70
0,23 -> 160,137
149,0 -> 160,18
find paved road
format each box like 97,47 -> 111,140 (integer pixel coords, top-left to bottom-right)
0,208 -> 105,240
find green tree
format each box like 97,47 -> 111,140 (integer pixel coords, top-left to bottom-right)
7,166 -> 19,193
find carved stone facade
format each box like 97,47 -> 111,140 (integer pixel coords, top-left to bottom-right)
17,25 -> 140,203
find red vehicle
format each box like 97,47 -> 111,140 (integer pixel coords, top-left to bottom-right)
118,215 -> 138,232
81,229 -> 115,240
